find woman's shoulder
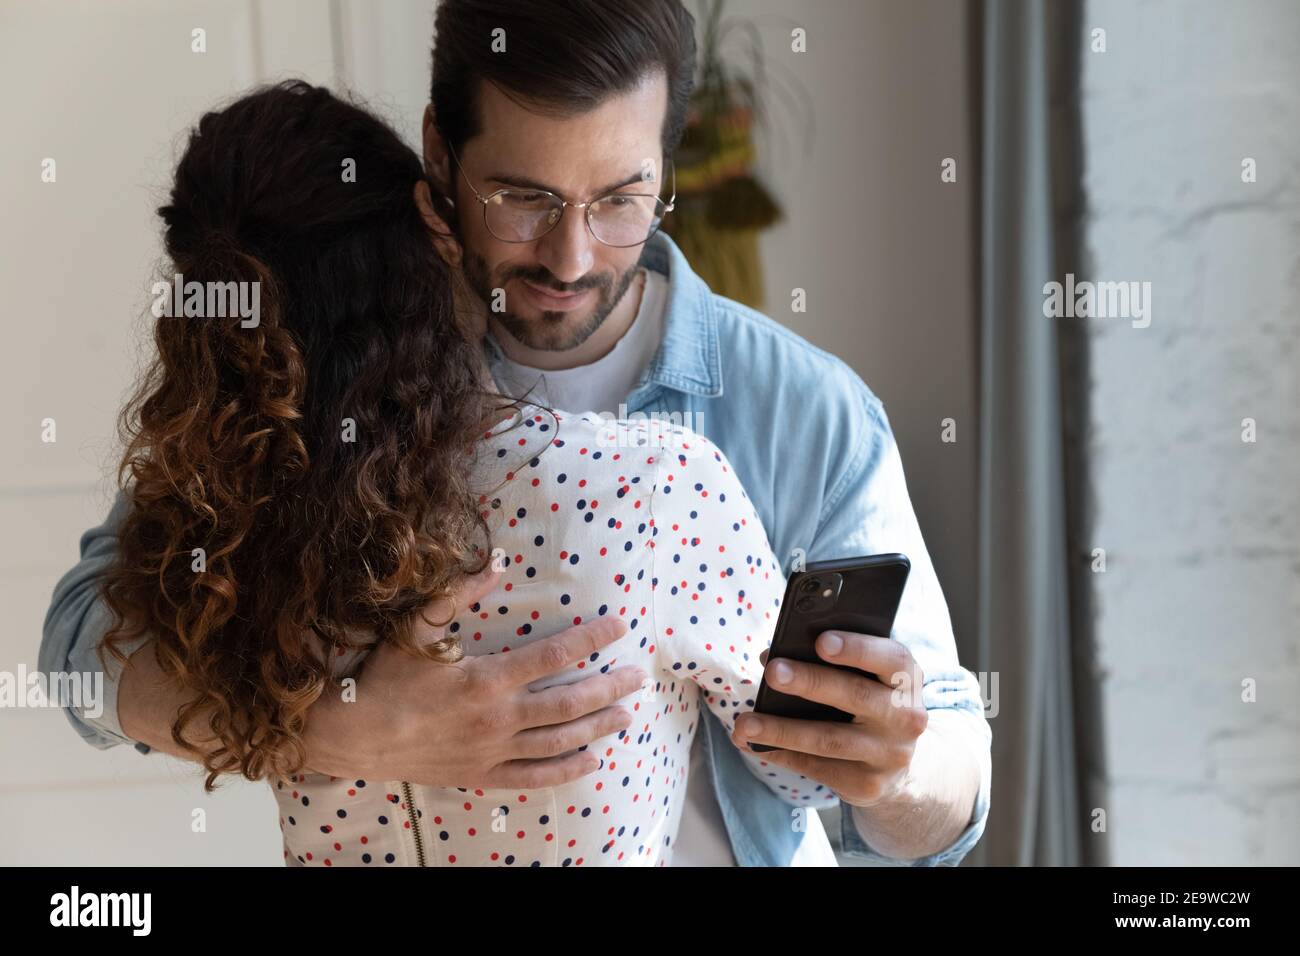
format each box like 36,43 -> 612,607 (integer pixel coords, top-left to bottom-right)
479,403 -> 720,463
471,403 -> 654,503
474,402 -> 742,503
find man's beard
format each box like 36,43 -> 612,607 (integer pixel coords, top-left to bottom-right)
462,247 -> 640,353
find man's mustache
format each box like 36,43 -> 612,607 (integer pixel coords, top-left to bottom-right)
505,267 -> 609,295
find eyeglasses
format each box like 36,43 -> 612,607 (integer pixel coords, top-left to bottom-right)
446,145 -> 675,248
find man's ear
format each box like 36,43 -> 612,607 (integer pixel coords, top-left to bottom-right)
422,103 -> 452,194
414,180 -> 462,269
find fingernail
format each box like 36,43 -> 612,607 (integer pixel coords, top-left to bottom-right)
742,716 -> 763,737
821,632 -> 844,656
771,661 -> 793,685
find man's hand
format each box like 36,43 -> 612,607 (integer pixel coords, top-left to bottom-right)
729,631 -> 981,861
305,565 -> 647,789
729,631 -> 926,807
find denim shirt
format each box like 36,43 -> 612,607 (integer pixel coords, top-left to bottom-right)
40,232 -> 990,867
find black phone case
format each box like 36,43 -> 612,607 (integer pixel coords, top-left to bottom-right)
748,553 -> 911,753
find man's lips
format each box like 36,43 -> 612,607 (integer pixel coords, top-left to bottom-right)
518,278 -> 595,312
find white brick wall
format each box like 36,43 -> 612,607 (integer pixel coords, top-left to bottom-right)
1082,0 -> 1300,865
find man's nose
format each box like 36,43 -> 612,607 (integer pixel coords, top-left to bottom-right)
535,204 -> 595,285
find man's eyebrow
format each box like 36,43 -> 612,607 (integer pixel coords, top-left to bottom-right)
485,169 -> 653,197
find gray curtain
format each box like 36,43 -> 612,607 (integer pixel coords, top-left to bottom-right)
970,0 -> 1109,867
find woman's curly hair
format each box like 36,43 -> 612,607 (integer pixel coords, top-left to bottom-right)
100,80 -> 497,791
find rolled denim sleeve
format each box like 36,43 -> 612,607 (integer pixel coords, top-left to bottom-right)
38,489 -> 154,755
813,397 -> 992,865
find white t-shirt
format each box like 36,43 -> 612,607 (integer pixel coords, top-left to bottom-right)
487,269 -> 839,867
675,727 -> 741,865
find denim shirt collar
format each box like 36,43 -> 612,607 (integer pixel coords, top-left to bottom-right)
482,232 -> 723,404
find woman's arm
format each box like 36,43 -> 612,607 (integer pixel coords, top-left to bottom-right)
648,425 -> 840,810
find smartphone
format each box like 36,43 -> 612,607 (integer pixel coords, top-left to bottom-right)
748,553 -> 911,753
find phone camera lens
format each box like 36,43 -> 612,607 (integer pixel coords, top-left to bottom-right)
796,595 -> 816,612
800,578 -> 820,595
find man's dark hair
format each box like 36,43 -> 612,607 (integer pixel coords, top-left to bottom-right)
431,0 -> 697,157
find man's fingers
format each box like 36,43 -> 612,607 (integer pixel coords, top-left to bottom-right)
815,631 -> 924,693
482,750 -> 603,790
496,616 -> 629,686
731,711 -> 901,766
761,656 -> 907,729
521,664 -> 648,729
510,704 -> 634,759
416,564 -> 503,635
733,746 -> 872,801
455,562 -> 506,609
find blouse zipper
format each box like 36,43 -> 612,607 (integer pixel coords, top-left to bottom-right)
400,781 -> 427,866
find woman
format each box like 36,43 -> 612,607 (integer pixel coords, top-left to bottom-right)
101,80 -> 836,866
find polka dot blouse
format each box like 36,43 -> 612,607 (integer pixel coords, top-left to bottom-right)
274,405 -> 838,866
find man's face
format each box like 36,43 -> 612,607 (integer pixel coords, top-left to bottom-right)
447,72 -> 669,353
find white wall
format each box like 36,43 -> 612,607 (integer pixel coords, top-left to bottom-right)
0,0 -> 337,866
1081,0 -> 1300,864
0,0 -> 976,864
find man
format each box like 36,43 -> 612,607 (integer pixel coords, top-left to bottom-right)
41,0 -> 990,866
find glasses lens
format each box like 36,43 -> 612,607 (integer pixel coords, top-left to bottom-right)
484,190 -> 564,242
588,194 -> 664,247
